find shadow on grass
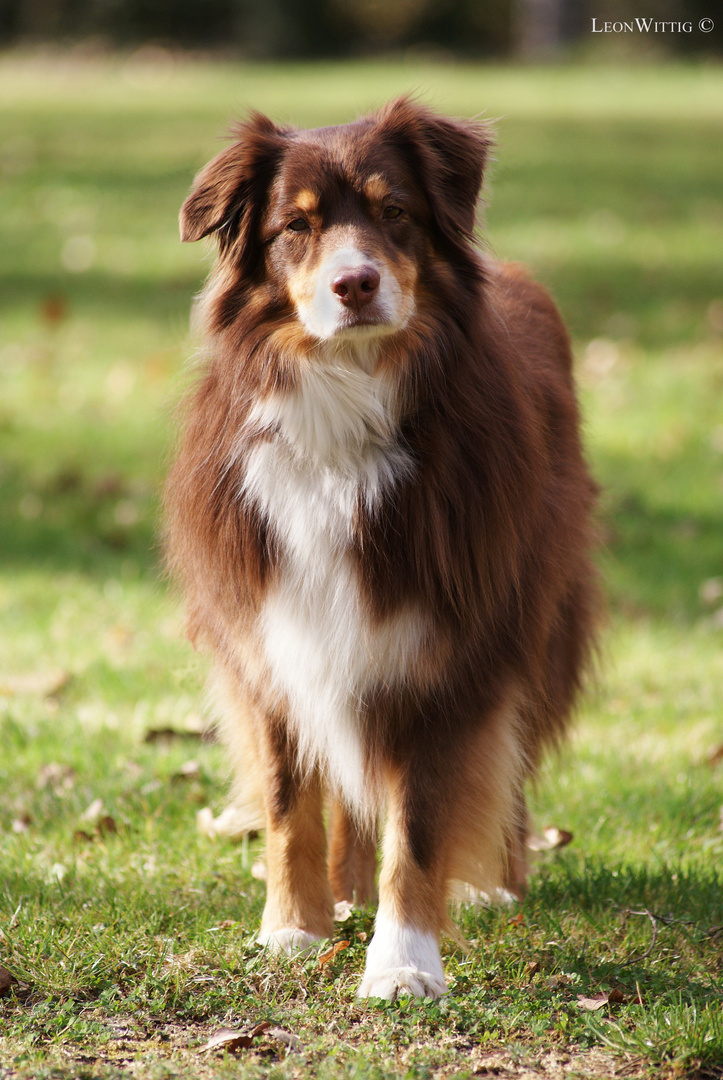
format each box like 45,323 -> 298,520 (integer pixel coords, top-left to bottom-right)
0,268 -> 198,325
0,465 -> 161,580
2,439 -> 721,624
595,453 -> 723,622
1,249 -> 720,351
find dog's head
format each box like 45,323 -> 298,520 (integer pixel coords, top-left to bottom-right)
180,97 -> 492,344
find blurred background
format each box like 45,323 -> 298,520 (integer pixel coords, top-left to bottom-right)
0,0 -> 720,57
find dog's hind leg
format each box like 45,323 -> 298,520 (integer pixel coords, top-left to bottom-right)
327,799 -> 378,906
503,788 -> 529,901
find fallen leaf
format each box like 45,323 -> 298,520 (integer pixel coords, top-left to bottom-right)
0,965 -> 17,998
356,931 -> 368,942
0,670 -> 70,698
527,827 -> 574,852
319,940 -> 350,967
41,294 -> 68,325
708,744 -> 723,767
37,763 -> 76,791
173,760 -> 201,780
526,960 -> 540,978
73,829 -> 96,844
198,1021 -> 274,1056
267,1027 -> 303,1052
508,912 -> 525,927
606,986 -> 644,1005
333,900 -> 354,922
144,726 -> 205,744
576,993 -> 610,1011
700,577 -> 723,606
145,715 -> 208,744
198,1028 -> 255,1054
196,805 -> 262,841
576,988 -> 637,1010
80,798 -> 105,825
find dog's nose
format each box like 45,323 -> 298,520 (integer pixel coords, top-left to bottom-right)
331,266 -> 380,311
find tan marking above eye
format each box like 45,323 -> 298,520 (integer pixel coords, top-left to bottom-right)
294,189 -> 320,214
363,175 -> 390,204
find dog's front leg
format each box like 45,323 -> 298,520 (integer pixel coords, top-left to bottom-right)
358,767 -> 448,1000
256,727 -> 334,955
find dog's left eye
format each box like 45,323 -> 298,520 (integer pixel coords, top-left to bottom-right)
382,206 -> 403,220
287,218 -> 310,232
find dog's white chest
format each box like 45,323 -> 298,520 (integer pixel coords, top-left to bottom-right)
240,362 -> 425,812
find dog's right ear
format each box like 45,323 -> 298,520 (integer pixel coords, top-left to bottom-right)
179,113 -> 289,253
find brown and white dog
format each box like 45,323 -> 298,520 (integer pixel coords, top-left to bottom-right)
164,97 -> 599,1000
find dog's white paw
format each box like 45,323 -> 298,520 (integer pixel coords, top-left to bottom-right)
358,965 -> 447,1000
256,927 -> 323,956
358,912 -> 447,1000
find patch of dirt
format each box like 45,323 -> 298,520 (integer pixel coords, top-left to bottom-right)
458,1046 -> 639,1078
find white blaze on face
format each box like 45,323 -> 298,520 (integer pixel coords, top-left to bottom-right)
292,242 -> 415,341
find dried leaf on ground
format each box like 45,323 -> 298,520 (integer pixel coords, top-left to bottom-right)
173,759 -> 201,780
576,992 -> 610,1011
267,1027 -> 303,1051
197,805 -> 261,841
319,940 -> 350,967
0,966 -> 18,998
80,798 -> 105,824
74,807 -> 117,842
198,1028 -> 255,1054
333,900 -> 354,922
527,826 -> 574,852
73,829 -> 96,843
508,911 -> 525,927
708,744 -> 723,766
198,1021 -> 275,1056
700,577 -> 723,605
144,726 -> 205,745
37,763 -> 76,792
0,669 -> 70,698
576,987 -> 639,1011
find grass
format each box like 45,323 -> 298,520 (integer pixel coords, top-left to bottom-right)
1,52 -> 722,1080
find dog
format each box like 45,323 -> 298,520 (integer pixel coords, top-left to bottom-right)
164,97 -> 599,1000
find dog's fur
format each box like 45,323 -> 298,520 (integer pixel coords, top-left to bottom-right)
164,97 -> 599,999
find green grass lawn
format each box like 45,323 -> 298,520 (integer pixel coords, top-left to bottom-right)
1,54 -> 722,1080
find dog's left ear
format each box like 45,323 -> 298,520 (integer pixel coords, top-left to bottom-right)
179,113 -> 289,259
378,97 -> 492,241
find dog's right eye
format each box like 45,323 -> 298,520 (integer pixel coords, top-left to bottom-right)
287,218 -> 310,232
